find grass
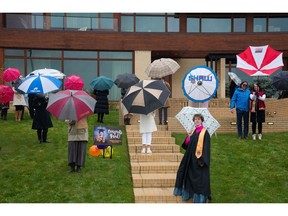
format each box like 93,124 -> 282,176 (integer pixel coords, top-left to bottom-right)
1,110 -> 288,203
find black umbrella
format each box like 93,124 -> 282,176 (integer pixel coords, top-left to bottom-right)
114,73 -> 140,89
122,80 -> 170,115
272,71 -> 288,90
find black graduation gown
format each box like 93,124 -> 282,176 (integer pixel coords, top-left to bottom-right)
174,130 -> 211,200
32,95 -> 53,130
93,90 -> 109,114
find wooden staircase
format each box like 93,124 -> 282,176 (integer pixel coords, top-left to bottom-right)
126,125 -> 187,203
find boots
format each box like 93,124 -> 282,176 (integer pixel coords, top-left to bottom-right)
68,163 -> 75,173
252,134 -> 256,140
76,166 -> 81,173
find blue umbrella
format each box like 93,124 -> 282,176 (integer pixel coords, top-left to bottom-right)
90,76 -> 114,90
18,74 -> 62,94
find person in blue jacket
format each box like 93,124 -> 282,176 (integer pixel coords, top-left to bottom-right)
230,81 -> 251,139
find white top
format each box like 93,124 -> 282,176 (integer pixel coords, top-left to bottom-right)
139,112 -> 157,133
12,87 -> 27,106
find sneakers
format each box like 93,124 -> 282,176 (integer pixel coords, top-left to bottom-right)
252,134 -> 256,140
141,147 -> 152,154
146,148 -> 152,154
141,148 -> 146,154
258,134 -> 262,140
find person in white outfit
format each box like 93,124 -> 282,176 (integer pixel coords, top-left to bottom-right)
139,111 -> 157,154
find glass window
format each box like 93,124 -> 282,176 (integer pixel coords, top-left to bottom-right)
121,16 -> 134,32
64,51 -> 98,58
136,16 -> 165,32
51,13 -> 64,28
27,59 -> 61,73
100,13 -> 114,30
268,17 -> 288,32
32,13 -> 44,29
254,18 -> 266,32
4,58 -> 25,76
233,18 -> 246,32
66,14 -> 91,29
187,18 -> 200,32
27,50 -> 61,58
168,17 -> 179,32
100,60 -> 133,100
202,18 -> 231,32
99,52 -> 132,59
64,60 -> 97,92
4,49 -> 24,56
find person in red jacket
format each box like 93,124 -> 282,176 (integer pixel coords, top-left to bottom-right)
250,83 -> 266,140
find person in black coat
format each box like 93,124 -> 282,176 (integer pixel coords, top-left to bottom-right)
173,114 -> 211,203
32,94 -> 53,143
93,89 -> 109,123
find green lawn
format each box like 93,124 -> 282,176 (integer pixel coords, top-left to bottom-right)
1,111 -> 288,203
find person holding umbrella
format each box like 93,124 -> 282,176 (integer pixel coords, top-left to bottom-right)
158,77 -> 171,125
93,89 -> 109,123
250,83 -> 266,140
121,88 -> 133,125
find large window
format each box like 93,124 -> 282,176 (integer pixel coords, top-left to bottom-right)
254,16 -> 288,32
4,49 -> 133,100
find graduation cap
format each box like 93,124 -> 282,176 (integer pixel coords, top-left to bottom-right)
98,128 -> 105,133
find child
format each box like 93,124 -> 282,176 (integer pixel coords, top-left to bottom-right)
174,113 -> 211,203
0,102 -> 9,120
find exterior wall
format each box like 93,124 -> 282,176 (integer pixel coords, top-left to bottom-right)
171,58 -> 206,98
134,51 -> 151,80
218,58 -> 226,99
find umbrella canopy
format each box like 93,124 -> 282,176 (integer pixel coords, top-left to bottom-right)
175,106 -> 221,137
272,71 -> 288,90
46,90 -> 96,121
236,45 -> 283,76
182,66 -> 218,103
64,75 -> 84,90
0,85 -> 14,103
114,73 -> 140,89
2,68 -> 21,82
90,76 -> 114,90
145,58 -> 180,78
26,68 -> 66,79
228,72 -> 241,86
122,79 -> 170,115
18,74 -> 62,94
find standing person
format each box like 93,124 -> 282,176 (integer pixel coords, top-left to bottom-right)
120,88 -> 133,125
67,117 -> 88,173
28,94 -> 36,119
32,94 -> 53,143
250,83 -> 266,140
139,111 -> 157,154
158,77 -> 171,125
12,84 -> 27,121
0,102 -> 9,120
93,89 -> 109,123
230,81 -> 251,139
173,114 -> 211,203
229,78 -> 237,100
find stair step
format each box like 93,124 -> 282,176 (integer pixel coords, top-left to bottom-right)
132,173 -> 177,187
127,137 -> 175,144
126,131 -> 172,137
130,152 -> 183,162
128,144 -> 180,153
131,161 -> 180,174
126,125 -> 168,131
133,187 -> 190,203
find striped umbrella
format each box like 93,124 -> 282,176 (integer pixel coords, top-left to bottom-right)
122,80 -> 170,115
145,58 -> 180,78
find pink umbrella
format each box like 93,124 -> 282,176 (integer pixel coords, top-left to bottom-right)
64,75 -> 84,90
236,45 -> 283,76
2,68 -> 21,82
0,85 -> 14,103
46,90 -> 96,121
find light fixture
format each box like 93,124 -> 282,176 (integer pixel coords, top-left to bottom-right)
267,122 -> 274,125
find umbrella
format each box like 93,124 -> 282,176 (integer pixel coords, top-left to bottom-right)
46,90 -> 96,121
18,74 -> 62,94
2,68 -> 21,82
272,71 -> 288,90
175,106 -> 221,137
114,73 -> 140,89
26,68 -> 66,79
182,66 -> 218,103
0,85 -> 14,103
90,76 -> 114,90
145,58 -> 180,78
122,79 -> 170,115
236,45 -> 283,77
64,75 -> 84,90
228,72 -> 241,86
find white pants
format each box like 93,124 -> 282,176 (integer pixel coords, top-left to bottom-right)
142,132 -> 152,145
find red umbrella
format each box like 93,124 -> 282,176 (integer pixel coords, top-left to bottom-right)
2,68 -> 21,82
0,85 -> 14,103
64,75 -> 84,90
236,45 -> 283,77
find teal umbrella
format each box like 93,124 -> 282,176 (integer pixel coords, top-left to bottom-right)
90,76 -> 114,90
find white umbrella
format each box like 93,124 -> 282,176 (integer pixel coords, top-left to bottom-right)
145,58 -> 180,78
175,106 -> 220,137
182,66 -> 218,103
26,68 -> 66,79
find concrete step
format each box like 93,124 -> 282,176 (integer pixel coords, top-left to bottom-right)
127,137 -> 176,144
126,125 -> 168,131
132,173 -> 177,188
131,161 -> 180,174
129,152 -> 183,162
126,130 -> 172,137
134,187 -> 189,203
128,144 -> 180,154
